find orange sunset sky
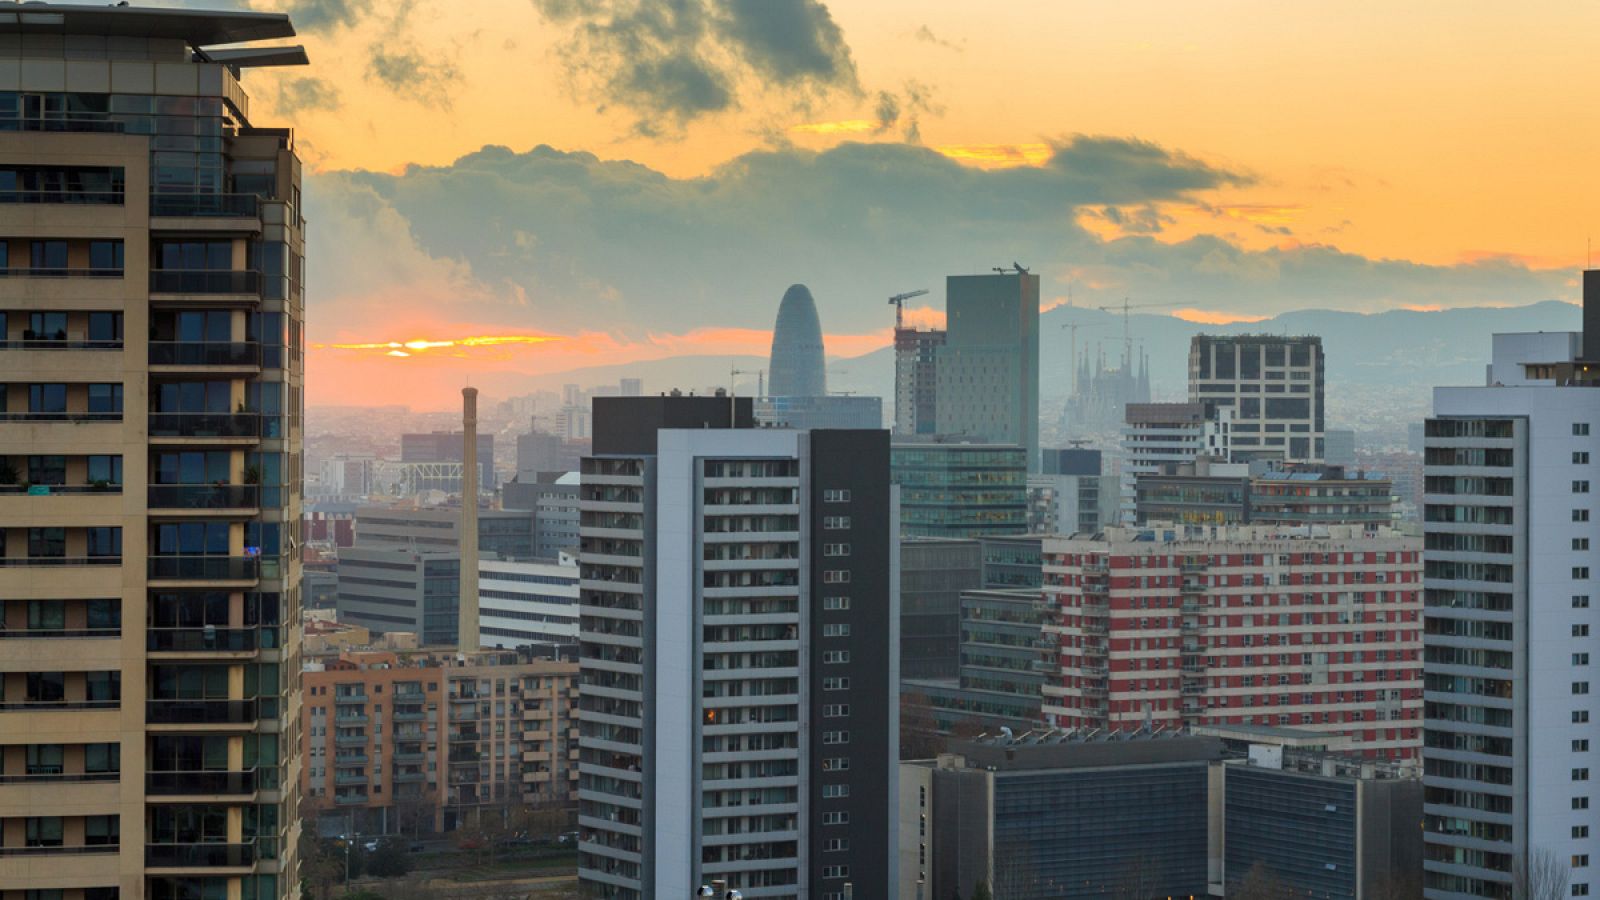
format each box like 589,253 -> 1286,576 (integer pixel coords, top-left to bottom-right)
213,0 -> 1599,407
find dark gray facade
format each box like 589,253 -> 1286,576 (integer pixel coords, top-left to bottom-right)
900,538 -> 982,680
936,272 -> 1041,469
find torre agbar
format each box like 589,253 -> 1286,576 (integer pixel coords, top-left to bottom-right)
0,6 -> 309,900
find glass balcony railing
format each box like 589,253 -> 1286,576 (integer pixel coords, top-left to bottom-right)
148,342 -> 261,367
145,841 -> 256,869
145,698 -> 258,725
145,769 -> 257,796
0,843 -> 119,857
0,770 -> 118,785
0,338 -> 123,350
147,484 -> 260,510
149,193 -> 259,218
149,270 -> 260,295
0,267 -> 121,278
0,625 -> 120,640
146,627 -> 258,653
0,411 -> 121,423
0,698 -> 119,712
147,413 -> 260,439
146,556 -> 259,581
0,555 -> 120,568
0,189 -> 123,204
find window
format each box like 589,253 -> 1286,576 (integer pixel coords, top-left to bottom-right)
822,543 -> 851,557
823,650 -> 850,664
1577,482 -> 1591,494
1579,826 -> 1592,839
1574,768 -> 1589,782
1579,654 -> 1592,666
1578,423 -> 1592,436
1578,596 -> 1592,609
88,240 -> 123,273
84,815 -> 118,847
1577,740 -> 1591,753
821,864 -> 849,879
822,516 -> 851,529
821,730 -> 849,745
1576,884 -> 1591,897
1580,452 -> 1593,464
1577,797 -> 1591,810
87,312 -> 122,343
1578,625 -> 1592,638
1579,683 -> 1592,696
821,784 -> 849,798
1580,510 -> 1594,523
26,455 -> 64,485
87,383 -> 122,413
821,757 -> 849,772
822,624 -> 851,638
28,383 -> 65,413
823,596 -> 850,610
822,677 -> 850,691
822,489 -> 851,503
86,527 -> 121,558
822,570 -> 850,584
25,816 -> 63,847
821,811 -> 849,825
1579,539 -> 1592,551
29,240 -> 66,274
87,455 -> 122,485
1578,711 -> 1592,724
823,704 -> 850,717
822,838 -> 849,852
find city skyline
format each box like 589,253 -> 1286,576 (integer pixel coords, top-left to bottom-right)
189,0 -> 1597,408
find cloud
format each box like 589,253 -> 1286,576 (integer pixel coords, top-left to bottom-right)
531,0 -> 858,131
277,0 -> 369,32
275,75 -> 342,114
303,135 -> 1571,369
368,44 -> 460,108
912,24 -> 962,52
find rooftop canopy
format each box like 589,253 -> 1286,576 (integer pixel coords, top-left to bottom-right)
0,2 -> 295,45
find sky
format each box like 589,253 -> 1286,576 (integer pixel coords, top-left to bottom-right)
207,0 -> 1598,407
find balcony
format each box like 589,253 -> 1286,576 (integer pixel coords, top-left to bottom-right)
0,770 -> 118,786
0,411 -> 120,424
148,484 -> 260,514
393,708 -> 426,722
146,698 -> 258,726
148,413 -> 260,441
334,793 -> 368,806
0,266 -> 121,279
334,734 -> 367,748
334,692 -> 368,704
334,772 -> 369,787
146,627 -> 258,654
0,625 -> 119,640
0,338 -> 122,351
0,698 -> 118,712
148,341 -> 261,369
0,843 -> 119,858
146,769 -> 257,797
0,482 -> 121,497
392,751 -> 425,764
147,556 -> 259,584
145,842 -> 256,870
0,187 -> 123,204
149,269 -> 260,298
333,754 -> 368,766
334,714 -> 370,726
149,192 -> 260,219
392,770 -> 425,783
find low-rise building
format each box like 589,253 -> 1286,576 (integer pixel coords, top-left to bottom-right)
300,649 -> 578,835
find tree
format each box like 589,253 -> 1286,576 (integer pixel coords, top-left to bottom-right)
393,786 -> 438,839
1514,848 -> 1572,900
363,838 -> 412,878
1231,862 -> 1289,900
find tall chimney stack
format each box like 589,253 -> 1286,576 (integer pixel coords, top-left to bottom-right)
459,387 -> 480,653
1585,270 -> 1600,362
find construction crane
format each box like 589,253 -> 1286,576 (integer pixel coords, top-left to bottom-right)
990,262 -> 1030,276
1096,297 -> 1181,366
888,289 -> 930,330
730,364 -> 763,399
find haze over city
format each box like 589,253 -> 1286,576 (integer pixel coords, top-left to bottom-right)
169,0 -> 1600,409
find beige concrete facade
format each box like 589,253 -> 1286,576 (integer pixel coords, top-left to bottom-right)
0,8 -> 308,900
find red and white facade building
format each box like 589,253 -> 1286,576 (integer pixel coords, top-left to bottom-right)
1041,524 -> 1423,761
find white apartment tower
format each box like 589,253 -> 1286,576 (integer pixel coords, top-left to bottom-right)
1120,401 -> 1232,521
577,396 -> 897,900
1190,334 -> 1325,462
1422,285 -> 1600,899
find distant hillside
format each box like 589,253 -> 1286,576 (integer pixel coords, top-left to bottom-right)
446,301 -> 1581,410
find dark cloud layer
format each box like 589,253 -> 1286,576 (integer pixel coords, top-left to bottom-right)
532,0 -> 858,130
279,0 -> 370,33
275,75 -> 342,114
307,136 -> 1569,339
368,44 -> 460,108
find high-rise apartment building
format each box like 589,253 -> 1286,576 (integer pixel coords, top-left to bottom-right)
1040,525 -> 1424,761
935,272 -> 1040,468
1189,334 -> 1326,462
0,6 -> 307,899
1421,297 -> 1600,899
577,395 -> 897,899
1120,402 -> 1232,519
893,326 -> 944,435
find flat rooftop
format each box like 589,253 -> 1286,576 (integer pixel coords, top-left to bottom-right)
0,2 -> 295,45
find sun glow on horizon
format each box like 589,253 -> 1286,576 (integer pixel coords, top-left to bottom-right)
316,334 -> 565,357
1171,308 -> 1270,325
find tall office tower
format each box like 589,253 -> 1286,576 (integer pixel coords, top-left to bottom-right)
1189,334 -> 1326,462
577,395 -> 896,900
1121,402 -> 1232,520
768,283 -> 827,398
1422,286 -> 1600,900
935,271 -> 1041,468
890,438 -> 1029,538
894,326 -> 944,434
1041,525 -> 1424,761
0,6 -> 308,900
